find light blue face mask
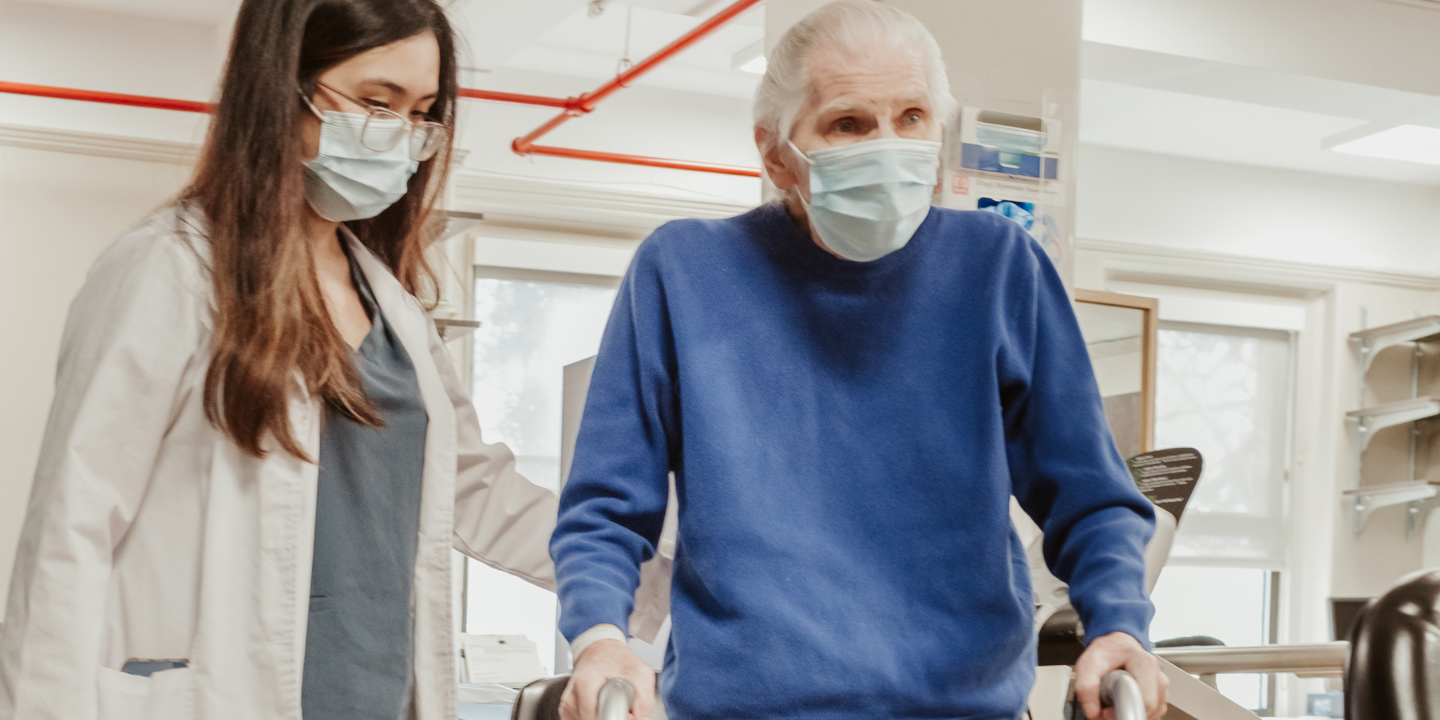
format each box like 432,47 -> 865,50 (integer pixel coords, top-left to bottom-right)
304,110 -> 420,222
789,138 -> 942,262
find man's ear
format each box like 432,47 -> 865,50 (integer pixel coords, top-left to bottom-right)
756,125 -> 799,192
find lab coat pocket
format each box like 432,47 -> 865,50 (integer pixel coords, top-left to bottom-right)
97,666 -> 195,720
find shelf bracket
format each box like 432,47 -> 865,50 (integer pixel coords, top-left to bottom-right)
1350,316 -> 1440,373
1408,496 -> 1440,541
1347,397 -> 1440,452
1353,496 -> 1372,539
1347,481 -> 1439,537
1357,338 -> 1375,375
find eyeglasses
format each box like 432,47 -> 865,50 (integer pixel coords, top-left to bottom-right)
300,80 -> 449,162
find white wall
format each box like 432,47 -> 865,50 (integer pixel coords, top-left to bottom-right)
1077,144 -> 1440,275
0,1 -> 218,144
0,0 -> 216,618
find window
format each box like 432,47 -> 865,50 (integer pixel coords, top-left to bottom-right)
1150,567 -> 1279,710
1149,321 -> 1293,713
463,267 -> 619,675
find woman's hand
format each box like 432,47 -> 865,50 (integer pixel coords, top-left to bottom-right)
560,639 -> 657,720
1073,631 -> 1169,719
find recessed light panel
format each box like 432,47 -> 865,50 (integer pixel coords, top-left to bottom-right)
1331,125 -> 1440,166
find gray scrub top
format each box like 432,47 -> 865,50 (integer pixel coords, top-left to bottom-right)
302,241 -> 429,720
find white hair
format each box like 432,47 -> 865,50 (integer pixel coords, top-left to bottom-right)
753,0 -> 958,152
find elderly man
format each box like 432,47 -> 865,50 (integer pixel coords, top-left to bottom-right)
551,2 -> 1167,719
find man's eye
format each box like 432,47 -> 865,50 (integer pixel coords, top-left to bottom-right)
837,120 -> 856,133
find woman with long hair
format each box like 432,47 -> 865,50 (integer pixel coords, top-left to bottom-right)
0,2 -> 556,719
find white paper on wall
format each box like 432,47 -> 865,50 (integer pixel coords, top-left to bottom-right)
460,634 -> 547,685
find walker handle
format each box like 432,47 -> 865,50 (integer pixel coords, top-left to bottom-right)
1100,670 -> 1147,720
597,678 -> 635,720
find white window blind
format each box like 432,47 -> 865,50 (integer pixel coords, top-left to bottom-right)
1154,322 -> 1292,570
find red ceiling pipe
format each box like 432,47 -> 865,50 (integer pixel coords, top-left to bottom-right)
2,0 -> 768,180
513,0 -> 763,149
458,87 -> 582,110
0,81 -> 211,114
1,81 -> 578,114
510,0 -> 766,178
522,143 -> 762,177
574,0 -> 765,113
0,80 -> 762,177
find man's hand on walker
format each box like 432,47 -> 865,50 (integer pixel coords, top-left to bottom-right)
561,637 -> 657,720
1073,631 -> 1169,720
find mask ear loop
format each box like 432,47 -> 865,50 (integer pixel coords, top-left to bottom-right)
297,87 -> 327,123
785,140 -> 814,209
298,87 -> 333,168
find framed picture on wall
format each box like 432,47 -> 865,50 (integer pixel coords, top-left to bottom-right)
1073,289 -> 1158,458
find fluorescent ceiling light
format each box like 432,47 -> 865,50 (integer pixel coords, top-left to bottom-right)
732,39 -> 765,74
1331,125 -> 1440,166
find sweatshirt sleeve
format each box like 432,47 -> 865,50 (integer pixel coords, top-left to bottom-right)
0,226 -> 207,720
550,238 -> 677,642
997,233 -> 1157,649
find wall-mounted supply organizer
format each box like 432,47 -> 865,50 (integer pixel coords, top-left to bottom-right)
1348,316 -> 1440,538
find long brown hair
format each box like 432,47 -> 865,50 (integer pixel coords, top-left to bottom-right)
185,0 -> 458,459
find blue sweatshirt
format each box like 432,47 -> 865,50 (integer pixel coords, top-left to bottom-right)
551,203 -> 1155,720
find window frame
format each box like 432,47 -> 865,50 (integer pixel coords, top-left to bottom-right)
460,260 -> 626,672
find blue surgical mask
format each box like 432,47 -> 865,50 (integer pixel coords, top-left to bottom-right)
789,138 -> 941,262
304,110 -> 420,222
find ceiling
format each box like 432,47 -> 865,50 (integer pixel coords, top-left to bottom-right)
19,0 -> 241,23
466,0 -> 764,98
18,0 -> 1440,186
1078,41 -> 1440,186
15,0 -> 768,96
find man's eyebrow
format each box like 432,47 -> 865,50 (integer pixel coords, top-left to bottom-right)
358,78 -> 438,101
815,91 -> 932,116
815,102 -> 869,116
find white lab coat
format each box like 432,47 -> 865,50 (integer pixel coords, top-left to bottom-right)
0,206 -> 558,720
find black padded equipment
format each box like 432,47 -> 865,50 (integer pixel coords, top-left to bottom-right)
512,676 -> 570,720
1346,569 -> 1440,720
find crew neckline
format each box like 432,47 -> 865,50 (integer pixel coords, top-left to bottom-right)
750,201 -> 936,277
